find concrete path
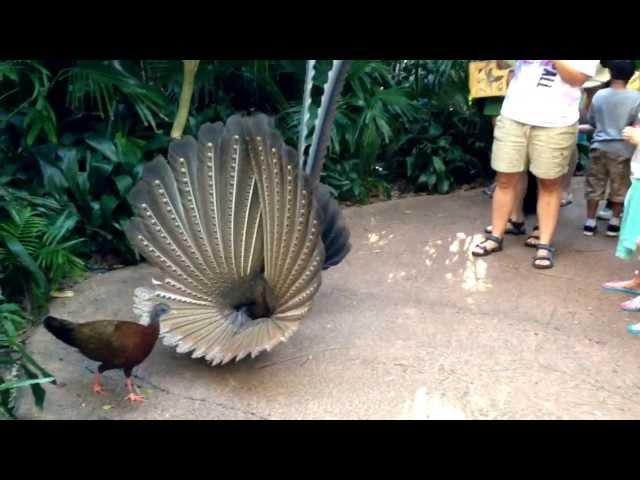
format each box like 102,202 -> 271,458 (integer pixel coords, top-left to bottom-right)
16,179 -> 640,419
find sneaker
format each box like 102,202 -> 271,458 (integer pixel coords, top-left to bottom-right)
583,224 -> 597,236
597,208 -> 613,221
606,223 -> 620,237
627,323 -> 640,336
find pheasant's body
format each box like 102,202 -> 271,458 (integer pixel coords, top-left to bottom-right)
125,60 -> 352,365
43,303 -> 170,402
45,317 -> 159,370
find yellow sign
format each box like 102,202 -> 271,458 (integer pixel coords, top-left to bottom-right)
469,61 -> 511,99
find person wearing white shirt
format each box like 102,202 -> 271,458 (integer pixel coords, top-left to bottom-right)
472,60 -> 600,269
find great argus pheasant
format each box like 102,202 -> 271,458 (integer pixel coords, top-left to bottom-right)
125,60 -> 352,365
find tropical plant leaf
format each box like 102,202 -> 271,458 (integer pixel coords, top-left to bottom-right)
85,134 -> 117,162
1,233 -> 48,293
63,60 -> 169,129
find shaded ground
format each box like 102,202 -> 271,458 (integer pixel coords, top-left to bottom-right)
16,178 -> 640,419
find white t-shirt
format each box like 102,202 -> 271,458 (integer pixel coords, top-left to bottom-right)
500,60 -> 599,128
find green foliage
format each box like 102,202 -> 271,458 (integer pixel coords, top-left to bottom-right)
34,133 -> 148,263
2,58 -> 498,252
62,61 -> 169,130
322,158 -> 391,204
0,296 -> 55,419
281,60 -> 492,201
0,204 -> 85,312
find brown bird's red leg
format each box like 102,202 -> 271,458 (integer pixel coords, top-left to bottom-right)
124,370 -> 144,403
93,368 -> 107,395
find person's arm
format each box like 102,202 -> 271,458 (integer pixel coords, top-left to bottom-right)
623,126 -> 640,146
579,124 -> 594,133
552,60 -> 591,87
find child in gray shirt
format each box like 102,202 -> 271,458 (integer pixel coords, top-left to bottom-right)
584,60 -> 640,237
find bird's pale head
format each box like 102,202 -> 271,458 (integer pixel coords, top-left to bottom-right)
150,303 -> 171,323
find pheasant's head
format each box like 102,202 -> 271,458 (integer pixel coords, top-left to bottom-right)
150,303 -> 171,324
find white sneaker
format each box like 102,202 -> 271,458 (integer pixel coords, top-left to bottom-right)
597,208 -> 613,221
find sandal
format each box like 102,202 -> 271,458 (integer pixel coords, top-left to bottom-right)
485,219 -> 526,236
602,280 -> 640,296
525,225 -> 540,248
621,296 -> 640,312
532,244 -> 555,269
472,234 -> 503,257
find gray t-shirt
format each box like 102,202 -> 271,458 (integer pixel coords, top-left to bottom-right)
588,87 -> 640,158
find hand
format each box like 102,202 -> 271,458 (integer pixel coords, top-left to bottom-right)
623,126 -> 640,146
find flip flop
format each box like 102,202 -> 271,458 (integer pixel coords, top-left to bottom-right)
621,296 -> 640,312
626,323 -> 640,336
601,281 -> 640,296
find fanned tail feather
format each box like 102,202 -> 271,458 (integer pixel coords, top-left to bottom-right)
126,113 -> 324,365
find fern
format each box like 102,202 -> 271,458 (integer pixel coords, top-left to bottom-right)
36,210 -> 85,288
0,206 -> 86,310
0,206 -> 47,257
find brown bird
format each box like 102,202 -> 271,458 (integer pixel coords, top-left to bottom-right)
43,303 -> 170,403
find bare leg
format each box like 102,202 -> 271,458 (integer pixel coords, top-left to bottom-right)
510,172 -> 527,223
586,199 -> 600,220
473,171 -> 523,254
533,177 -> 563,267
611,201 -> 623,219
485,172 -> 527,233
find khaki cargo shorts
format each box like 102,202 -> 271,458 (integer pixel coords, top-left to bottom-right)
491,115 -> 578,179
585,149 -> 631,203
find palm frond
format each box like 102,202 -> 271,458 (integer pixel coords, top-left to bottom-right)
62,61 -> 169,130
